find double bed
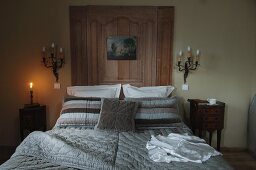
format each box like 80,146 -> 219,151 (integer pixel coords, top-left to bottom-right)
0,85 -> 232,170
1,124 -> 231,170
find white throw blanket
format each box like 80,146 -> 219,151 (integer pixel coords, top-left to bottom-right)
146,133 -> 221,163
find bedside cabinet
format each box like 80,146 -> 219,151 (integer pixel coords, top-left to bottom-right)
188,99 -> 225,151
19,105 -> 46,141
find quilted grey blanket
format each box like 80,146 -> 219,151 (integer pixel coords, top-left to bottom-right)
0,123 -> 232,170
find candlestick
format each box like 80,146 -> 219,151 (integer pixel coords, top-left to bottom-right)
29,82 -> 33,104
196,49 -> 200,56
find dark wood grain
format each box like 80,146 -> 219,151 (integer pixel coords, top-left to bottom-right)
19,105 -> 46,141
70,6 -> 88,85
156,7 -> 174,85
70,6 -> 174,86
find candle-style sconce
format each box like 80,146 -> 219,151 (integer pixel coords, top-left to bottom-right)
176,46 -> 200,84
41,43 -> 65,82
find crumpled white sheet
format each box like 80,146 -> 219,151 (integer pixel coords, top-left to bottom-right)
146,133 -> 221,163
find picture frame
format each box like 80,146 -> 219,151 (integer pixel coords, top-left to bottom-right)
107,36 -> 137,60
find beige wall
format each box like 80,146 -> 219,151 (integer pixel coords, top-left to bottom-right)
0,0 -> 255,148
251,33 -> 256,100
251,60 -> 256,100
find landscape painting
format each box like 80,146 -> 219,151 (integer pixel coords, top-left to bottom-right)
107,36 -> 137,60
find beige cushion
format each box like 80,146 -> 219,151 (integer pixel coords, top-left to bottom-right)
67,84 -> 122,98
122,84 -> 175,98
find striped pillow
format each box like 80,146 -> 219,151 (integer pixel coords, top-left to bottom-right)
125,97 -> 181,129
55,97 -> 102,128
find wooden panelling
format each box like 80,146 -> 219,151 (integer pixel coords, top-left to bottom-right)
70,7 -> 87,85
70,6 -> 174,86
157,7 -> 174,85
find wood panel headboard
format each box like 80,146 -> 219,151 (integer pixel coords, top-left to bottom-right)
70,6 -> 174,86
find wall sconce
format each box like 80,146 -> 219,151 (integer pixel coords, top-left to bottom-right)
176,46 -> 200,84
41,43 -> 64,82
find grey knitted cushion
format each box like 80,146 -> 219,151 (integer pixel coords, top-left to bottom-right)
95,98 -> 138,132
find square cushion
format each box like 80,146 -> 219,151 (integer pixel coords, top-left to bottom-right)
95,98 -> 138,132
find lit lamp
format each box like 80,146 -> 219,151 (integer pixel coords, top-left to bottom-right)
25,82 -> 39,108
176,46 -> 200,84
41,43 -> 65,82
29,82 -> 33,104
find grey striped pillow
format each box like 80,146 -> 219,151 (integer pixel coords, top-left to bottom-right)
125,97 -> 181,128
55,97 -> 102,128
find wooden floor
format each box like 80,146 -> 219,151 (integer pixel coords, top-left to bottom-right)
0,146 -> 256,169
222,150 -> 256,170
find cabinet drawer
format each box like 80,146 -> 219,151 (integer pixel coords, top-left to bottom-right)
203,115 -> 220,122
202,123 -> 219,129
199,108 -> 222,114
22,113 -> 35,129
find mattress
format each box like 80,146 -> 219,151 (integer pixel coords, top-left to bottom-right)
0,123 -> 232,170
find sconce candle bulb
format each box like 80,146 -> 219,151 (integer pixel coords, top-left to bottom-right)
196,49 -> 200,56
187,46 -> 191,52
179,50 -> 183,56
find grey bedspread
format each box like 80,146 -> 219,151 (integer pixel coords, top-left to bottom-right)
0,123 -> 232,170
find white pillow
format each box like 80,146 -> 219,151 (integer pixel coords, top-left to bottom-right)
67,84 -> 121,98
122,84 -> 175,98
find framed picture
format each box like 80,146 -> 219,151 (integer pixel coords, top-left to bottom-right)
107,36 -> 137,60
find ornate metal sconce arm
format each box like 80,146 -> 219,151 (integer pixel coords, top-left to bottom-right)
176,47 -> 200,84
41,43 -> 65,82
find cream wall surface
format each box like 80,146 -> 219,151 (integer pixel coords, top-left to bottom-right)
0,0 -> 255,148
251,39 -> 256,100
252,62 -> 256,100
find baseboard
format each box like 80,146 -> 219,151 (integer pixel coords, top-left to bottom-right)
248,150 -> 256,159
220,147 -> 247,152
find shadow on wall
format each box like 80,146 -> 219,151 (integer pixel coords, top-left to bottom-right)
176,96 -> 190,126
